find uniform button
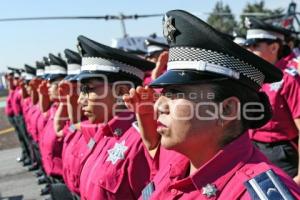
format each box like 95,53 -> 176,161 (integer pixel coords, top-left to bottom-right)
245,169 -> 254,176
171,189 -> 178,195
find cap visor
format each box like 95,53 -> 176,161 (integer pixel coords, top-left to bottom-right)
75,70 -> 109,83
47,74 -> 66,81
149,70 -> 224,88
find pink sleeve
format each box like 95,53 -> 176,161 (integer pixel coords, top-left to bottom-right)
12,90 -> 22,115
281,73 -> 300,119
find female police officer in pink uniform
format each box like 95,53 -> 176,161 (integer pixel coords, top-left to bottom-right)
39,53 -> 67,178
244,17 -> 300,183
126,10 -> 300,199
71,35 -> 155,200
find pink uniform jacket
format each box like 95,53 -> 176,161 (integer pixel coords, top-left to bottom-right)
27,104 -> 42,142
79,112 -> 151,200
37,108 -> 51,144
62,120 -> 105,194
276,52 -> 296,70
249,70 -> 300,142
5,90 -> 15,117
11,87 -> 22,116
21,97 -> 32,129
145,133 -> 300,200
39,103 -> 63,177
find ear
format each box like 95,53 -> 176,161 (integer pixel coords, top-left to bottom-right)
270,42 -> 280,55
219,96 -> 240,124
115,84 -> 130,96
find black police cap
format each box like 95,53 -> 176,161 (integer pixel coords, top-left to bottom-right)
144,39 -> 169,57
64,49 -> 82,81
76,35 -> 155,83
24,64 -> 36,80
150,10 -> 282,91
47,53 -> 67,81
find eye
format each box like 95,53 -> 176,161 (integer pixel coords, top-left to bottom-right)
80,85 -> 93,94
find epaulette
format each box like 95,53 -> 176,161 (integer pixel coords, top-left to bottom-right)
68,124 -> 77,133
284,67 -> 298,77
244,169 -> 295,200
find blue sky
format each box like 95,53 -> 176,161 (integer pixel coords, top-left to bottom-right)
0,0 -> 297,72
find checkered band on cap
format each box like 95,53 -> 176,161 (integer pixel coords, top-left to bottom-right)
21,72 -> 26,78
67,64 -> 81,75
44,66 -> 50,74
167,47 -> 265,86
81,57 -> 144,80
36,69 -> 45,76
48,65 -> 67,75
25,73 -> 35,80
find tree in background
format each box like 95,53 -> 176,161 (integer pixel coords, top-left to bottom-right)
207,1 -> 237,34
238,0 -> 284,35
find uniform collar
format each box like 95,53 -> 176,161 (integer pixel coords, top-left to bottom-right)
275,52 -> 295,70
80,111 -> 135,143
169,133 -> 255,195
106,111 -> 136,138
81,120 -> 106,143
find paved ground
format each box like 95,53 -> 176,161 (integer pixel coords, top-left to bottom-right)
0,96 -> 47,200
0,148 -> 48,200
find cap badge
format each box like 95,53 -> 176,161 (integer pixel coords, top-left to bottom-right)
106,140 -> 128,165
202,183 -> 217,198
178,71 -> 186,76
163,15 -> 177,42
76,42 -> 83,56
244,17 -> 252,29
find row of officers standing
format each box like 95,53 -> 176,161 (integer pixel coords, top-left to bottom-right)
4,10 -> 300,199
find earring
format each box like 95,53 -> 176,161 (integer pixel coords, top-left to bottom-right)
116,96 -> 123,105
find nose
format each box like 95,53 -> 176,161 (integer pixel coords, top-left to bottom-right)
78,92 -> 88,106
154,96 -> 170,117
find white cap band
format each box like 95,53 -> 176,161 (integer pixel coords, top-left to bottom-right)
67,64 -> 81,75
48,65 -> 67,75
246,29 -> 284,41
81,57 -> 144,80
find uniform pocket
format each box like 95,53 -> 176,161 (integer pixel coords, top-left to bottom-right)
97,163 -> 126,194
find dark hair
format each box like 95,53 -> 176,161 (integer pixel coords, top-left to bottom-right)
211,79 -> 272,131
265,39 -> 291,60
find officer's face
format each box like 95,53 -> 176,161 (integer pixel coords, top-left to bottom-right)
246,42 -> 278,64
48,79 -> 63,101
13,78 -> 19,86
154,84 -> 218,153
78,79 -> 114,124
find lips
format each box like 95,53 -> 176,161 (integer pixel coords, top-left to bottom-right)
157,120 -> 168,135
157,121 -> 167,128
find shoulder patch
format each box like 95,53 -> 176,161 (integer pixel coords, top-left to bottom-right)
244,169 -> 295,200
269,80 -> 284,92
68,124 -> 76,133
142,182 -> 155,200
285,67 -> 298,77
